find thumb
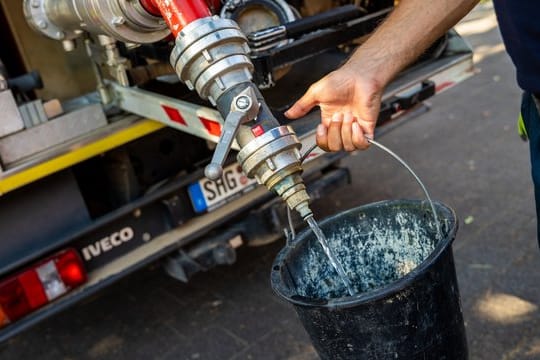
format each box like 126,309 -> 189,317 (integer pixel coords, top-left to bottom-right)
284,90 -> 319,119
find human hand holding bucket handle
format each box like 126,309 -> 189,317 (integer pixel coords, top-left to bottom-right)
284,67 -> 381,152
284,0 -> 478,152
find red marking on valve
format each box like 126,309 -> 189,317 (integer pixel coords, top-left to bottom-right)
150,0 -> 212,37
199,117 -> 222,136
251,125 -> 265,137
162,105 -> 187,126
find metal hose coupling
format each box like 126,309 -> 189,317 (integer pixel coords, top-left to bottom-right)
168,16 -> 312,219
237,126 -> 313,220
169,16 -> 254,106
23,0 -> 169,43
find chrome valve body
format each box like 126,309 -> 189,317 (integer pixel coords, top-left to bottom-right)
168,16 -> 311,218
170,16 -> 254,106
23,0 -> 169,43
238,126 -> 312,219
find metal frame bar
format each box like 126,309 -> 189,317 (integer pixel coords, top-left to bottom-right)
110,82 -> 229,145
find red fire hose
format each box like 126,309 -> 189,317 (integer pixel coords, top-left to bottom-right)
141,0 -> 215,37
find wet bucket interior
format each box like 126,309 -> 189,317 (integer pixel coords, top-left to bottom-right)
277,200 -> 455,301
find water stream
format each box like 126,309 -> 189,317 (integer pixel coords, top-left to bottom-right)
306,216 -> 356,296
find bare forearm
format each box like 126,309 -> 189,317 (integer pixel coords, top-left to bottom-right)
347,0 -> 479,88
285,0 -> 480,151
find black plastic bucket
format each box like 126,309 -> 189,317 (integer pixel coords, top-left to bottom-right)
271,200 -> 467,359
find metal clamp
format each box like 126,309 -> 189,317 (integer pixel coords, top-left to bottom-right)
169,16 -> 254,106
204,87 -> 260,180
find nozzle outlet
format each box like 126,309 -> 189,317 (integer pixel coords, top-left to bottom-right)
237,126 -> 312,220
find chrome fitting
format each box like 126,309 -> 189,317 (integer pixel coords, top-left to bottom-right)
24,0 -> 169,43
237,126 -> 312,219
169,16 -> 254,106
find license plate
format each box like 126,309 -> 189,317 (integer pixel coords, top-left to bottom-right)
188,163 -> 258,213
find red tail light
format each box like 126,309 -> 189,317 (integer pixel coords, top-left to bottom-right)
0,249 -> 87,328
19,270 -> 48,309
55,250 -> 86,288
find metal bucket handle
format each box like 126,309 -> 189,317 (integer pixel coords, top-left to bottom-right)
286,137 -> 441,245
365,137 -> 441,237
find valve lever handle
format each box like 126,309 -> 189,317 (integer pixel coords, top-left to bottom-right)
204,87 -> 260,181
205,111 -> 244,180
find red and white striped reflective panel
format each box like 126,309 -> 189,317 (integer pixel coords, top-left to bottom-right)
161,104 -> 224,137
161,105 -> 187,126
199,117 -> 222,137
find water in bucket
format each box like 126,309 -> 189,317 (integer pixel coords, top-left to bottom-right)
298,205 -> 441,299
297,138 -> 441,300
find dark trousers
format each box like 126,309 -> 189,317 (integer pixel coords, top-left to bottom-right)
521,92 -> 540,245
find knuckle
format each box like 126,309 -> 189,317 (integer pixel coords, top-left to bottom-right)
309,81 -> 323,96
352,139 -> 366,150
343,142 -> 355,152
328,142 -> 342,152
318,144 -> 330,152
358,143 -> 370,150
316,138 -> 328,152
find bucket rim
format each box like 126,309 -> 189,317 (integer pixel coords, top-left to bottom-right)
270,199 -> 458,309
